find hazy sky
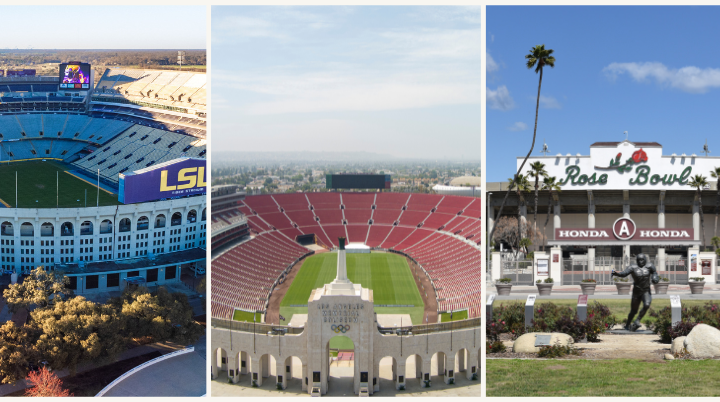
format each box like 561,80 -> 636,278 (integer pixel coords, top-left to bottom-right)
487,6 -> 720,181
0,6 -> 206,49
212,6 -> 481,160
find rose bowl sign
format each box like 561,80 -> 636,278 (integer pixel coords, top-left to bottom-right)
517,140 -> 708,190
555,218 -> 693,242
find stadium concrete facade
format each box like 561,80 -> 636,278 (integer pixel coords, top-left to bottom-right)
0,66 -> 207,292
488,139 -> 720,285
211,240 -> 480,396
210,189 -> 481,395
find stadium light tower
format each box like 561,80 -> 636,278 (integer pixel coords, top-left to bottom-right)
177,51 -> 186,70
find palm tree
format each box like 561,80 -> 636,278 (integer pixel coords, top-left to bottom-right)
710,167 -> 720,241
508,174 -> 532,251
689,174 -> 709,249
488,44 -> 556,244
542,176 -> 562,251
528,161 -> 548,237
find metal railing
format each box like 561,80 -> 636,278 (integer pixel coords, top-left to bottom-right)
562,256 -> 688,285
378,317 -> 480,336
211,317 -> 305,335
96,346 -> 195,396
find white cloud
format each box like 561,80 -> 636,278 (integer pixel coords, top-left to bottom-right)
218,69 -> 480,115
508,122 -> 527,132
603,62 -> 720,93
487,52 -> 498,73
487,85 -> 514,111
539,95 -> 561,109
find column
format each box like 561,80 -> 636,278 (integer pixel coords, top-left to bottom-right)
444,355 -> 455,385
623,203 -> 631,259
693,197 -> 701,244
458,350 -> 466,372
277,360 -> 286,389
658,192 -> 666,272
252,356 -> 263,387
301,363 -> 307,391
211,348 -> 219,379
229,355 -> 240,384
588,191 -> 595,276
553,202 -> 561,231
396,362 -> 406,390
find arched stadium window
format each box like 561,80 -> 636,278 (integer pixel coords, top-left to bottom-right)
40,223 -> 54,237
119,218 -> 131,233
171,212 -> 182,226
187,210 -> 197,224
137,216 -> 149,231
20,222 -> 34,237
201,208 -> 206,221
100,219 -> 113,234
1,221 -> 13,236
155,214 -> 166,229
80,221 -> 93,236
61,222 -> 74,236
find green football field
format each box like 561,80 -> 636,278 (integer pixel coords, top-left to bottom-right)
232,310 -> 262,323
279,252 -> 425,335
0,160 -> 118,208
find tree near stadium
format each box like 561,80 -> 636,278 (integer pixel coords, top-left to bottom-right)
32,297 -> 126,376
3,267 -> 72,313
0,272 -> 205,385
0,321 -> 39,385
24,366 -> 73,397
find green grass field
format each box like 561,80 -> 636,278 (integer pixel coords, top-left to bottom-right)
487,359 -> 720,396
279,252 -> 425,340
232,310 -> 262,322
0,160 -> 118,208
441,310 -> 468,322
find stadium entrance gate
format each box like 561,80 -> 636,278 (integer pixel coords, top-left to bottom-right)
561,256 -> 689,285
211,238 -> 480,395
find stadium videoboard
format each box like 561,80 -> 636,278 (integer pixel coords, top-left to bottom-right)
119,158 -> 206,204
59,63 -> 91,89
326,174 -> 391,190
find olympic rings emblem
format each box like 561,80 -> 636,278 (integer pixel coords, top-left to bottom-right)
331,325 -> 350,333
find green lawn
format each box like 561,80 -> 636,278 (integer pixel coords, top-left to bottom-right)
441,310 -> 468,322
329,335 -> 354,350
279,252 -> 425,326
514,298 -> 711,326
0,160 -> 118,208
487,359 -> 720,396
232,309 -> 262,322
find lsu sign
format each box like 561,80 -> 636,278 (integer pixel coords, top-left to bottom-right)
119,158 -> 206,204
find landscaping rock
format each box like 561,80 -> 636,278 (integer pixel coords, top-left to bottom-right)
664,353 -> 674,360
670,336 -> 686,354
513,332 -> 573,353
684,324 -> 720,358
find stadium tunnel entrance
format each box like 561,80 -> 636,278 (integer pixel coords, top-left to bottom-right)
325,335 -> 356,395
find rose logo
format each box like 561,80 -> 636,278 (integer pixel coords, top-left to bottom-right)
632,148 -> 648,163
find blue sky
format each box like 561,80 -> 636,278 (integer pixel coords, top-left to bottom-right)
487,6 -> 720,181
0,6 -> 205,49
212,6 -> 481,159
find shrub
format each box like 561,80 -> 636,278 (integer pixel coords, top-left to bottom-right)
497,277 -> 512,284
537,343 -> 580,358
544,278 -> 554,284
650,302 -> 720,342
586,301 -> 618,342
581,278 -> 596,283
493,302 -> 526,339
690,277 -> 705,282
614,277 -> 629,283
486,320 -> 507,342
658,277 -> 670,282
487,340 -> 507,353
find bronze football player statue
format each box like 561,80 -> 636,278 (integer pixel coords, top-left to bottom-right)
611,253 -> 660,332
